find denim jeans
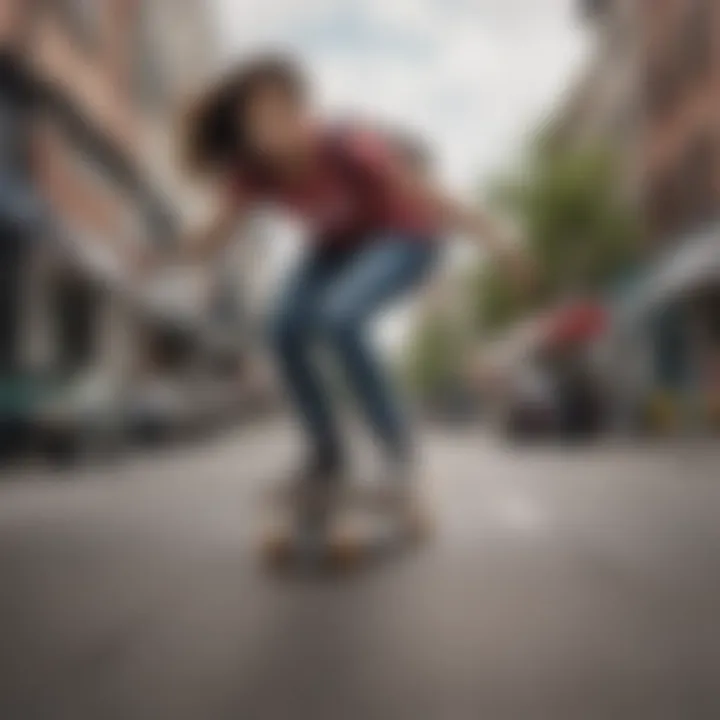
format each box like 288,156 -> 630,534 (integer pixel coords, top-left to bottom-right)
269,236 -> 438,466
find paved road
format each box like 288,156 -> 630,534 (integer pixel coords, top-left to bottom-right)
0,423 -> 719,720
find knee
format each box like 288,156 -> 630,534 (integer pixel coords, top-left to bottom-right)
268,307 -> 310,352
317,304 -> 361,346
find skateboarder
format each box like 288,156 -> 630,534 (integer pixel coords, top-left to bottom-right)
144,54 -> 529,511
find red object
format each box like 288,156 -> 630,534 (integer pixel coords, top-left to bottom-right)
542,302 -> 608,347
232,124 -> 442,247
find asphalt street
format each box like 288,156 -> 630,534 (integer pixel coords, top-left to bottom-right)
0,423 -> 719,719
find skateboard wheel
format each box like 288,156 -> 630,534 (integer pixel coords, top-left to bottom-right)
329,533 -> 363,570
261,531 -> 292,566
406,505 -> 435,543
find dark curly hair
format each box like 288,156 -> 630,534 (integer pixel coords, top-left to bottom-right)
181,54 -> 307,178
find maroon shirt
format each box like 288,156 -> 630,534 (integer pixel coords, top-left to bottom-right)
232,125 -> 441,247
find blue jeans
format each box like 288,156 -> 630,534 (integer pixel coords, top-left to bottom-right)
269,236 -> 438,466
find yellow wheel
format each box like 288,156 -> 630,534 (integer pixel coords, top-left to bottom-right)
260,528 -> 292,567
407,505 -> 435,544
328,531 -> 363,571
396,489 -> 435,543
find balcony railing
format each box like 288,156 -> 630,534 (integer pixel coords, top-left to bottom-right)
41,80 -> 178,249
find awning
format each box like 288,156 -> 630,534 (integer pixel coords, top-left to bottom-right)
620,226 -> 720,324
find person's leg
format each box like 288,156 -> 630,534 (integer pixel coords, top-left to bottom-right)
268,249 -> 345,472
317,238 -> 438,460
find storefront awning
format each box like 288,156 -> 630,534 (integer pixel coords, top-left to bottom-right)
620,226 -> 720,324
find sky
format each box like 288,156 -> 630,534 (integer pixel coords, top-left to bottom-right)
209,0 -> 589,349
211,0 -> 589,194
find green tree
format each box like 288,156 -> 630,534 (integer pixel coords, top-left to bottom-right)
404,307 -> 464,399
404,138 -> 641,396
475,141 -> 641,332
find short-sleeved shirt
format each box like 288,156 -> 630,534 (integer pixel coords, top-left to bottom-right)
233,125 -> 442,247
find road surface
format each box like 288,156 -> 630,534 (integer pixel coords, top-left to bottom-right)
0,422 -> 719,719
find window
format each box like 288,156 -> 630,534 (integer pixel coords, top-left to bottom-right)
706,291 -> 720,342
53,276 -> 99,373
0,234 -> 28,374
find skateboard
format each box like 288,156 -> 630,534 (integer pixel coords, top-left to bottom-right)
259,480 -> 434,573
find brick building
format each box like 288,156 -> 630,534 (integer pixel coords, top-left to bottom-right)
639,0 -> 718,245
25,1 -> 162,378
0,1 -> 254,457
577,0 -> 719,243
581,0 -> 720,432
1,0 -> 166,435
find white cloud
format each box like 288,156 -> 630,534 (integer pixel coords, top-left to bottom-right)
211,0 -> 587,191
207,1 -> 588,350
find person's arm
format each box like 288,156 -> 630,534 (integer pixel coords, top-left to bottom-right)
345,129 -> 531,281
437,192 -> 528,273
388,162 -> 529,279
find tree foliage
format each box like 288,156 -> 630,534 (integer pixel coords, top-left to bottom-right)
404,308 -> 461,397
405,138 -> 641,394
479,142 -> 640,332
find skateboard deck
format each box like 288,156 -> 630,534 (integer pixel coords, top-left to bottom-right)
259,481 -> 434,573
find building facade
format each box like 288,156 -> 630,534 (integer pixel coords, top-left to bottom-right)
640,0 -> 718,246
582,0 -> 720,433
548,0 -> 644,205
14,1 -> 187,385
0,0 -> 246,457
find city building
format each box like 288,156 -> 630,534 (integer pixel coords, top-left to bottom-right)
640,0 -> 717,246
581,0 -> 720,433
546,0 -> 643,201
24,0 -> 161,381
1,0 -> 167,456
1,0 -> 254,459
483,0 -> 720,437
